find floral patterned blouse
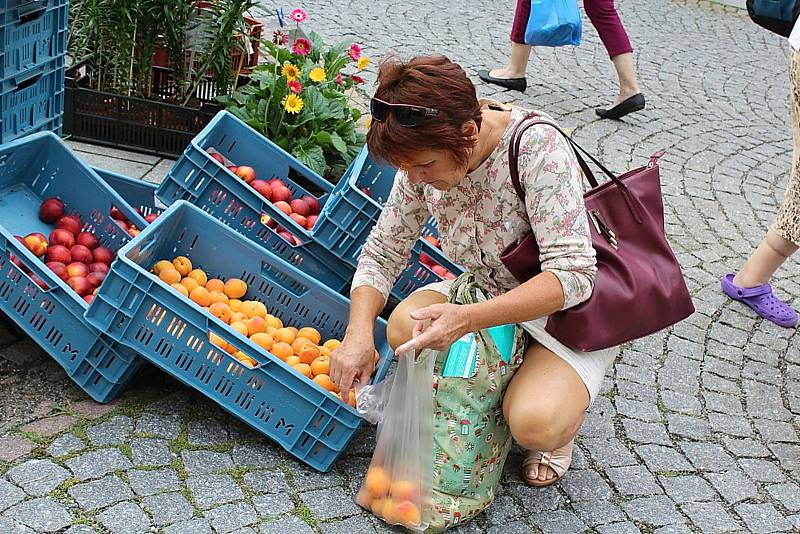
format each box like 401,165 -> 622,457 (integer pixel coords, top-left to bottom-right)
351,105 -> 596,310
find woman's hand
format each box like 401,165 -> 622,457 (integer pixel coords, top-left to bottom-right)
330,332 -> 377,396
395,303 -> 474,354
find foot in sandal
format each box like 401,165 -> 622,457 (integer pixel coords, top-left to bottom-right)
522,438 -> 574,487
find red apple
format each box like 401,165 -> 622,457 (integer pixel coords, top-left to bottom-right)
289,213 -> 307,228
431,265 -> 448,277
56,215 -> 82,236
46,262 -> 69,281
92,246 -> 114,265
67,262 -> 89,278
268,178 -> 287,190
250,180 -> 273,201
271,186 -> 292,203
67,276 -> 92,296
300,195 -> 321,215
109,207 -> 126,221
145,213 -> 158,224
83,294 -> 95,304
76,232 -> 99,250
45,245 -> 71,264
419,253 -> 435,267
30,274 -> 48,291
70,245 -> 93,264
290,198 -> 310,217
89,262 -> 109,274
49,229 -> 75,248
23,233 -> 47,257
86,271 -> 107,288
274,201 -> 292,215
39,197 -> 65,223
209,152 -> 225,164
235,166 -> 256,183
306,215 -> 318,229
260,214 -> 277,229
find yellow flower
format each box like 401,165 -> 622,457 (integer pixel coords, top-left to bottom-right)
281,62 -> 300,80
282,93 -> 304,114
357,56 -> 370,70
309,67 -> 326,83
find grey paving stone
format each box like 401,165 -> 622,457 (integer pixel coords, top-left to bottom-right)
290,465 -> 345,491
653,525 -> 695,534
98,501 -> 150,534
734,502 -> 793,533
622,419 -> 671,445
709,413 -> 754,437
66,448 -> 133,481
3,497 -> 71,532
559,470 -> 612,503
605,465 -> 662,496
19,415 -> 77,437
128,468 -> 182,496
253,492 -> 295,517
181,450 -> 234,474
667,414 -> 711,440
64,526 -> 98,534
485,494 -> 520,525
206,501 -> 258,533
723,437 -> 772,457
142,492 -> 194,526
509,482 -> 564,511
46,433 -> 85,457
232,442 -> 283,469
319,516 -> 377,534
572,499 -> 627,527
659,475 -> 717,503
301,486 -> 360,521
681,502 -> 741,533
6,459 -> 70,497
0,479 -> 25,512
703,391 -> 745,415
679,442 -> 736,471
706,469 -> 758,504
186,474 -> 243,509
755,419 -> 799,442
769,443 -> 800,471
660,389 -> 702,415
531,509 -> 588,533
85,416 -> 134,446
766,482 -> 800,512
163,518 -> 213,534
243,470 -> 290,494
0,435 -> 35,461
582,438 -> 637,468
67,474 -> 134,511
635,444 -> 695,473
134,412 -> 181,439
0,517 -> 35,534
597,522 -> 641,534
738,458 -> 786,483
485,521 -> 533,534
616,397 -> 662,422
259,515 -> 315,534
188,419 -> 229,446
622,495 -> 684,526
130,438 -> 174,467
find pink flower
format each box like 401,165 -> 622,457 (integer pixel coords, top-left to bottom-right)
335,73 -> 345,85
291,38 -> 311,56
287,79 -> 302,93
290,8 -> 308,23
351,74 -> 365,85
272,30 -> 288,46
348,43 -> 362,61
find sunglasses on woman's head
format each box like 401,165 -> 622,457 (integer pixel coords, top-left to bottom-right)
370,97 -> 439,127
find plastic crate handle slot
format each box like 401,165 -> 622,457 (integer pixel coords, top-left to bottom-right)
259,260 -> 311,298
206,325 -> 267,371
17,0 -> 48,22
13,68 -> 44,92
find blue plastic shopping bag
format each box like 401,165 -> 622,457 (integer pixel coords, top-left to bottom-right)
525,0 -> 582,47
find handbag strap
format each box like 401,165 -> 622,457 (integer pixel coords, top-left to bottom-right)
508,113 -> 645,224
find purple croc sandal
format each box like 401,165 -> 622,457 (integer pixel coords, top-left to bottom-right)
720,274 -> 798,328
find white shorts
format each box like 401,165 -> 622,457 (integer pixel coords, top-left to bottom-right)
412,280 -> 618,406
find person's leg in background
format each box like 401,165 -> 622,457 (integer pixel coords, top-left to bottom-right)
477,0 -> 531,92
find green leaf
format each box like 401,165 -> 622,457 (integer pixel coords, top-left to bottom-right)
315,131 -> 333,145
293,144 -> 326,175
329,132 -> 347,156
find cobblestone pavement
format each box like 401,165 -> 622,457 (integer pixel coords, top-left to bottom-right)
1,0 -> 799,532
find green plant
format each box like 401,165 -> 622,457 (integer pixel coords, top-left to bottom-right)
220,10 -> 367,179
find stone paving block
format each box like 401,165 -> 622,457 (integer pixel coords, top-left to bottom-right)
68,399 -> 117,419
19,415 -> 76,437
67,474 -> 134,511
64,526 -> 97,534
3,497 -> 71,532
66,448 -> 132,481
723,437 -> 771,457
252,492 -> 295,517
622,495 -> 685,526
766,482 -> 800,512
679,442 -> 735,471
301,486 -> 360,521
653,525 -> 695,534
559,470 -> 613,503
98,501 -> 150,534
186,474 -> 243,509
485,521 -> 533,534
0,517 -> 35,534
259,515 -> 315,534
571,499 -> 627,527
616,397 -> 662,422
596,522 -> 641,534
659,474 -> 717,503
667,414 -> 711,440
703,391 -> 744,415
134,412 -> 181,439
616,378 -> 658,403
738,458 -> 786,483
709,413 -> 754,437
130,437 -> 174,467
128,467 -> 182,496
622,418 -> 671,445
582,438 -> 638,468
290,464 -> 345,491
734,502 -> 793,533
142,492 -> 194,526
181,450 -> 234,474
206,501 -> 258,533
755,419 -> 799,443
188,419 -> 228,446
635,444 -> 694,473
768,443 -> 800,471
85,416 -> 133,446
0,479 -> 25,512
163,518 -> 213,534
0,435 -> 36,461
243,470 -> 290,494
509,482 -> 564,511
232,442 -> 283,469
319,516 -> 377,534
531,509 -> 588,533
605,465 -> 662,496
46,433 -> 85,457
706,469 -> 758,504
485,494 -> 520,525
660,389 -> 702,415
7,459 -> 70,496
144,391 -> 191,415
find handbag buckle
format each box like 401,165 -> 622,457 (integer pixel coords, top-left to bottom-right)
589,210 -> 619,250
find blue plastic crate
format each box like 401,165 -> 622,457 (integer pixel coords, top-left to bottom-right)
0,132 -> 148,403
92,167 -> 163,219
0,0 -> 67,80
85,201 -> 394,471
1,55 -> 64,144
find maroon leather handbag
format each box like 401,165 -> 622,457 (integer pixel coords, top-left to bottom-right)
500,115 -> 694,352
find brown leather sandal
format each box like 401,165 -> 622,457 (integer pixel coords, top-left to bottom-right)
521,438 -> 574,487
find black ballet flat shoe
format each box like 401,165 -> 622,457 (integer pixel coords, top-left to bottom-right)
595,93 -> 646,120
477,70 -> 527,92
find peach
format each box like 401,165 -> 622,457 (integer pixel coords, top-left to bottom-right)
271,186 -> 292,203
230,321 -> 249,337
300,195 -> 321,215
268,178 -> 287,189
246,316 -> 266,336
172,256 -> 192,276
109,207 -> 126,221
289,213 -> 307,228
235,166 -> 256,183
188,269 -> 208,286
285,355 -> 301,366
240,300 -> 267,318
365,466 -> 391,498
56,215 -> 82,236
209,290 -> 229,304
208,151 -> 225,164
171,283 -> 189,297
180,277 -> 200,293
205,278 -> 225,292
49,229 -> 75,248
250,180 -> 273,200
86,271 -> 106,288
250,332 -> 274,351
39,197 -> 65,223
45,245 -> 71,264
274,201 -> 292,215
89,262 -> 109,274
153,260 -> 174,275
92,246 -> 114,265
223,278 -> 247,299
70,244 -> 93,264
209,302 -> 233,324
159,268 -> 181,285
189,286 -> 212,307
66,262 -> 89,278
306,215 -> 318,229
46,262 -> 68,281
390,480 -> 419,503
290,198 -> 310,216
23,233 -> 47,257
67,276 -> 92,296
75,232 -> 99,250
395,500 -> 421,526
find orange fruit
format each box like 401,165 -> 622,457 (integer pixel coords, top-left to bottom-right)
395,500 -> 421,527
271,342 -> 293,361
265,326 -> 278,336
234,351 -> 257,368
313,373 -> 338,392
205,278 -> 224,292
286,326 -> 299,336
224,278 -> 247,299
310,355 -> 330,376
346,389 -> 356,407
390,480 -> 419,502
323,339 -> 342,351
246,316 -> 267,336
285,355 -> 301,366
209,302 -> 232,324
159,268 -> 181,285
265,314 -> 283,329
188,268 -> 207,286
319,346 -> 332,358
250,332 -> 274,351
209,332 -> 227,349
230,311 -> 248,323
274,327 -> 296,345
240,300 -> 267,319
230,321 -> 248,337
153,260 -> 174,275
172,256 -> 192,277
380,498 -> 399,524
370,496 -> 389,516
209,290 -> 228,304
181,277 -> 200,293
291,336 -> 313,354
297,344 -> 320,365
171,283 -> 189,296
189,286 -> 211,307
365,466 -> 391,498
296,327 -> 321,345
228,299 -> 243,312
293,363 -> 312,377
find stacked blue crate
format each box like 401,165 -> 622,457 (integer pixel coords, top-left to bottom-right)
0,0 -> 67,142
